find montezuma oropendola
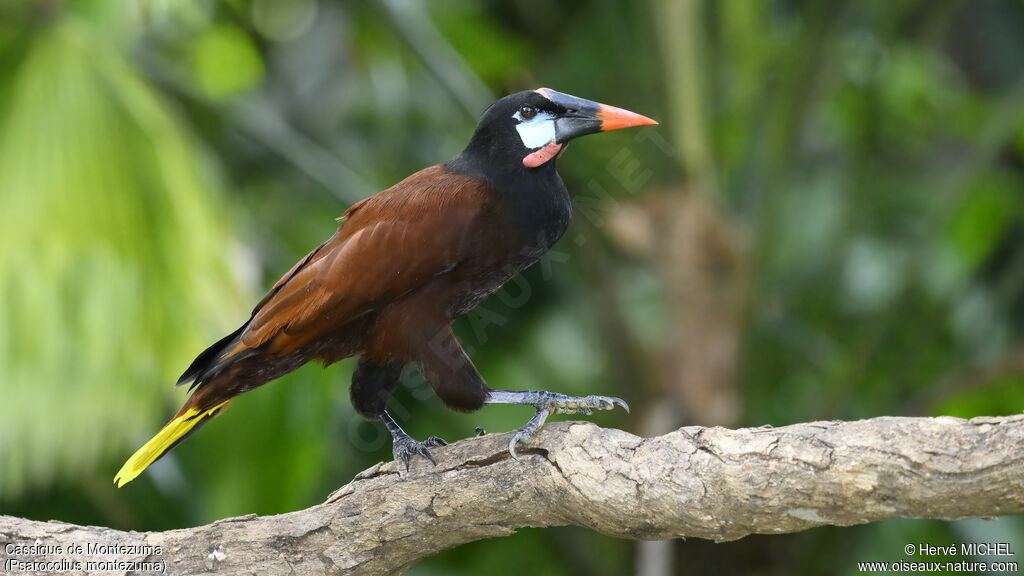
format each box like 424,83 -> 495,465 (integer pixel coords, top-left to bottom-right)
115,88 -> 657,486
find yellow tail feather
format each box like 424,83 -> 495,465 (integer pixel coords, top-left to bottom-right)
114,400 -> 230,488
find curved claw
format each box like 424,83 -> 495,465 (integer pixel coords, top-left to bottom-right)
420,446 -> 437,466
381,412 -> 448,471
508,435 -> 522,463
396,444 -> 436,470
489,391 -> 630,465
508,429 -> 535,463
590,395 -> 629,414
393,436 -> 446,471
611,397 -> 630,414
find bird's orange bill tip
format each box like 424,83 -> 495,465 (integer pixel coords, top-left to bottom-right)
597,104 -> 658,131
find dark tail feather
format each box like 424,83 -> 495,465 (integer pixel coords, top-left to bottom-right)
177,323 -> 250,388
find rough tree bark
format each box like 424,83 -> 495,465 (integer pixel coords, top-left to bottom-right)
2,415 -> 1023,575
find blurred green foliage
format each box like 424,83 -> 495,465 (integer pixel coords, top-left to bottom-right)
1,1 -> 1023,574
0,15 -> 245,498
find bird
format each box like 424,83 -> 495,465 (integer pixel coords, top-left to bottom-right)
114,88 -> 657,487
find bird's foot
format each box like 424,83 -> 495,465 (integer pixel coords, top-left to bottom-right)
485,390 -> 629,461
380,410 -> 447,471
536,391 -> 630,416
392,433 -> 447,471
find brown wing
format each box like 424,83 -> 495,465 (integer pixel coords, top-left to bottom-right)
234,165 -> 490,356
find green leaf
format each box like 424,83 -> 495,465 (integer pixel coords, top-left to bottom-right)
0,20 -> 247,499
949,175 -> 1019,268
190,24 -> 264,101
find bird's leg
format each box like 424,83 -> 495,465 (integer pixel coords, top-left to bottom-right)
380,410 -> 447,471
484,390 -> 629,461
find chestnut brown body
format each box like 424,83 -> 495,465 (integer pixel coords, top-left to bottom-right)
115,88 -> 654,486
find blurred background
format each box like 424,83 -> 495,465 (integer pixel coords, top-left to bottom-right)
1,0 -> 1023,574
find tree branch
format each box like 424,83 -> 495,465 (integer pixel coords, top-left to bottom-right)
3,415 -> 1023,575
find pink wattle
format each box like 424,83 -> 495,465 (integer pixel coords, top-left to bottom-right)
523,141 -> 563,168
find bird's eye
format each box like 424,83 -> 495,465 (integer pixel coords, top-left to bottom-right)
519,105 -> 537,120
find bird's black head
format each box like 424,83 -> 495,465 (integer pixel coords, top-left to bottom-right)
451,88 -> 657,177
